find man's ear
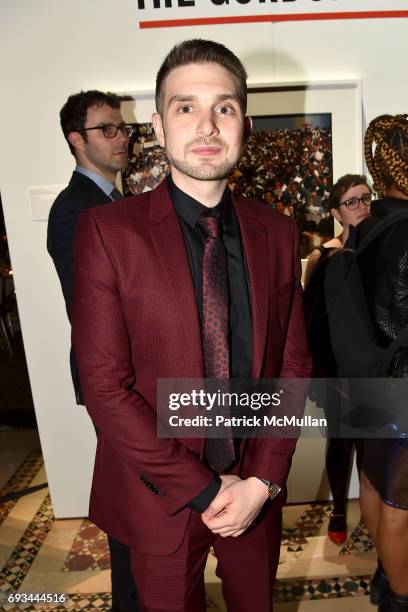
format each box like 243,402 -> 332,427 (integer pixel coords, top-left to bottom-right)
68,131 -> 84,154
152,113 -> 165,148
244,116 -> 252,142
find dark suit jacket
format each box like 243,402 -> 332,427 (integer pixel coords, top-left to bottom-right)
72,180 -> 312,555
47,171 -> 112,403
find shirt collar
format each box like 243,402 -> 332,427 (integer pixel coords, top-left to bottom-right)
75,165 -> 116,198
167,175 -> 232,229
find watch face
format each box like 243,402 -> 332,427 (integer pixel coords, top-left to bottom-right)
257,478 -> 281,499
269,484 -> 281,499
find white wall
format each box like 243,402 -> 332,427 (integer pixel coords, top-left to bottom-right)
0,1 -> 406,516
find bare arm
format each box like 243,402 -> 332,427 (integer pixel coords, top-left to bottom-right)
304,247 -> 322,287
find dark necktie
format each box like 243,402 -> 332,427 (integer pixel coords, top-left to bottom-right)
197,215 -> 235,472
110,187 -> 123,201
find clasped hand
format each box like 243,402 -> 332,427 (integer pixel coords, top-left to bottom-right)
201,475 -> 269,538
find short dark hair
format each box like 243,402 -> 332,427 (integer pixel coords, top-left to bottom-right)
60,90 -> 121,155
155,39 -> 248,116
329,174 -> 371,209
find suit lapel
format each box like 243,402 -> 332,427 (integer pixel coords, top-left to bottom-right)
146,184 -> 270,378
71,171 -> 112,207
233,196 -> 269,378
148,182 -> 204,375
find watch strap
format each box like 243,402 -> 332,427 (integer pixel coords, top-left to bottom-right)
257,478 -> 282,500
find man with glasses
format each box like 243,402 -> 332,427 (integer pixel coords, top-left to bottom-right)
47,90 -> 139,612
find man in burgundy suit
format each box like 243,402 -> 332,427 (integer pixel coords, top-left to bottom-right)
72,40 -> 311,611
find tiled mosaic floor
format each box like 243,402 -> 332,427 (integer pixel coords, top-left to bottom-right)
0,430 -> 377,611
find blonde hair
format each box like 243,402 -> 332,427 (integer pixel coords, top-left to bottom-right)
364,114 -> 408,198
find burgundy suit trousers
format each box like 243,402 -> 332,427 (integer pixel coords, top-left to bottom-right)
130,500 -> 282,612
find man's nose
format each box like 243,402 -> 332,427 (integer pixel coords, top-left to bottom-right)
196,110 -> 220,138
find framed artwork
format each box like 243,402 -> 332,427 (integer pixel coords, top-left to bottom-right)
120,80 -> 362,258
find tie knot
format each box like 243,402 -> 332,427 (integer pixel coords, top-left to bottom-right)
110,187 -> 122,201
197,215 -> 221,239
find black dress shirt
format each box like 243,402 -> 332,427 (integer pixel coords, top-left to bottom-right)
167,176 -> 252,511
168,176 -> 252,379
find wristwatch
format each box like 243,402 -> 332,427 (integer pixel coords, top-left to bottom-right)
256,478 -> 282,500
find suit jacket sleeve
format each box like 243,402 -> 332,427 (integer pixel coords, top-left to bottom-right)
47,197 -> 80,319
72,209 -> 215,517
242,223 -> 312,489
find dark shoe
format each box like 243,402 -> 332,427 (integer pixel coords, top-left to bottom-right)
379,589 -> 408,611
328,513 -> 347,545
370,560 -> 390,605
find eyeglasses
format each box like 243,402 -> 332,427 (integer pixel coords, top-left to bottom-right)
81,123 -> 135,139
339,193 -> 373,210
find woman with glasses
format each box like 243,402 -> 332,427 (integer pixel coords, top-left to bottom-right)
304,175 -> 373,285
355,115 -> 408,612
304,174 -> 372,545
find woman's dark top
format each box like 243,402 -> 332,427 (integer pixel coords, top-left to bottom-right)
356,197 -> 408,508
303,245 -> 337,377
357,197 -> 408,377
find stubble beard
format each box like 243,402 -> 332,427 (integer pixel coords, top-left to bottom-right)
85,145 -> 128,179
112,159 -> 128,173
167,154 -> 237,181
98,157 -> 127,181
111,150 -> 129,173
167,142 -> 239,181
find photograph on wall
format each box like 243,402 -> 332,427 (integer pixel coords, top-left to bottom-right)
122,113 -> 333,258
123,123 -> 170,195
235,113 -> 334,258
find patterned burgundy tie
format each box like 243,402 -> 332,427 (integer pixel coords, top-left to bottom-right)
197,215 -> 235,473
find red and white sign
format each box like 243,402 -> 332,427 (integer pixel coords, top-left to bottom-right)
136,0 -> 408,29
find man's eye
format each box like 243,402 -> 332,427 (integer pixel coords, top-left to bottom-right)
178,105 -> 193,113
217,105 -> 233,115
103,124 -> 116,136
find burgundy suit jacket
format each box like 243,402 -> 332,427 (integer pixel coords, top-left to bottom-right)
72,180 -> 311,554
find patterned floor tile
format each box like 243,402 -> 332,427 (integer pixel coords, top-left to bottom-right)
340,522 -> 374,555
62,520 -> 109,572
0,450 -> 43,527
282,502 -> 333,554
274,574 -> 371,602
0,494 -> 54,595
0,446 -> 376,611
